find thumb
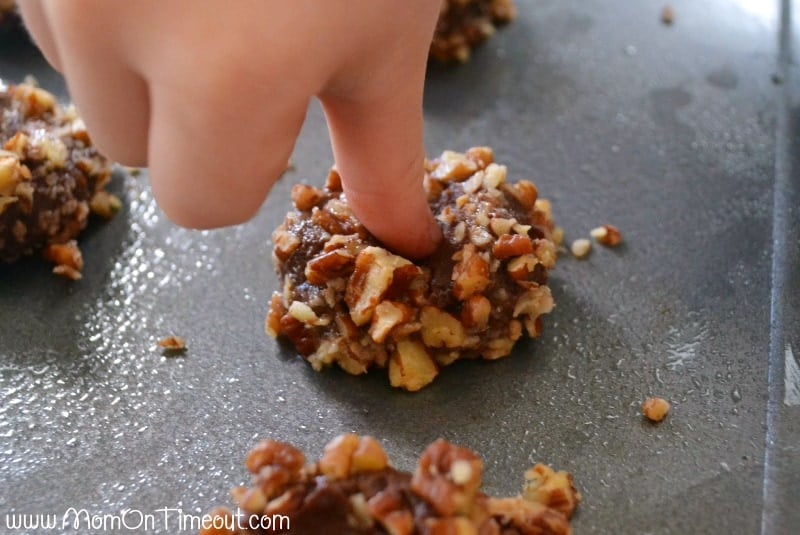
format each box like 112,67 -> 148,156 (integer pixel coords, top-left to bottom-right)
320,65 -> 441,259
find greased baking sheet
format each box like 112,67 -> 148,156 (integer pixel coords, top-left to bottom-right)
2,1 -> 798,533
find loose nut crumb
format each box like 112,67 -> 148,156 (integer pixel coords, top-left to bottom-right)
660,4 -> 674,25
157,336 -> 186,351
43,240 -> 83,271
52,264 -> 82,281
642,397 -> 671,422
590,224 -> 622,247
570,238 -> 592,259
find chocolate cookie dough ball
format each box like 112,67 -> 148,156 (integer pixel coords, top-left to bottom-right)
267,147 -> 558,391
0,82 -> 119,268
431,0 -> 516,63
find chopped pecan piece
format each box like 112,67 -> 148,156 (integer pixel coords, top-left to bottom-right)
487,498 -> 572,535
661,4 -> 675,25
492,234 -> 534,259
590,224 -> 623,247
89,191 -> 122,219
389,339 -> 438,392
461,294 -> 491,329
291,183 -> 326,211
305,249 -> 354,285
452,244 -> 491,301
0,155 -> 28,196
319,434 -> 360,480
420,306 -> 468,348
523,464 -> 581,518
465,146 -> 494,167
504,179 -> 538,210
642,397 -> 671,422
570,238 -> 591,259
318,434 -> 390,480
43,240 -> 83,271
157,336 -> 186,351
411,439 -> 483,516
52,264 -> 82,281
346,247 -> 414,326
431,150 -> 480,181
369,301 -> 414,344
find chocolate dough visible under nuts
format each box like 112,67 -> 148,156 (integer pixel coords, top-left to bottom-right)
0,81 -> 119,271
201,434 -> 580,535
267,147 -> 557,391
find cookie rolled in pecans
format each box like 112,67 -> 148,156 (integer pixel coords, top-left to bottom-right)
0,0 -> 18,32
201,434 -> 580,535
0,81 -> 120,270
267,147 -> 557,391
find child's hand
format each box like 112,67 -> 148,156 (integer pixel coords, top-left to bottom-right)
19,0 -> 443,258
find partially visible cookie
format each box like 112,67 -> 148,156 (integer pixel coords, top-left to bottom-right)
267,147 -> 557,391
0,81 -> 120,274
201,434 -> 580,535
0,0 -> 19,33
431,0 -> 516,63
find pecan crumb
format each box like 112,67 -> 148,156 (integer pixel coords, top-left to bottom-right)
590,224 -> 622,247
570,238 -> 592,259
157,336 -> 186,351
642,397 -> 671,422
660,4 -> 674,25
52,264 -> 82,281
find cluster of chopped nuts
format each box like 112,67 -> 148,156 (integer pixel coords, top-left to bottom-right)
0,80 -> 121,277
201,434 -> 580,535
430,0 -> 516,63
267,147 -> 558,391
